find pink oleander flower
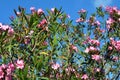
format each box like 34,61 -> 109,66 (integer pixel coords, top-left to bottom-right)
84,48 -> 89,53
112,56 -> 119,62
29,30 -> 34,35
95,68 -> 100,72
89,39 -> 100,46
5,75 -> 12,80
106,18 -> 114,25
114,41 -> 120,51
8,63 -> 15,72
1,64 -> 7,69
85,46 -> 97,53
92,54 -> 101,61
71,45 -> 78,52
78,9 -> 86,13
106,18 -> 114,29
0,25 -> 9,31
108,46 -> 113,50
43,41 -> 48,46
81,74 -> 88,80
30,7 -> 35,11
118,18 -> 120,22
94,20 -> 100,26
37,8 -> 44,15
0,23 -> 2,27
117,10 -> 120,15
30,7 -> 36,14
76,18 -> 84,23
110,39 -> 120,51
0,68 -> 4,79
16,59 -> 24,69
17,12 -> 21,16
38,19 -> 47,28
51,63 -> 60,70
106,6 -> 118,14
8,27 -> 14,36
89,46 -> 97,51
67,14 -> 70,18
51,8 -> 55,13
6,68 -> 12,75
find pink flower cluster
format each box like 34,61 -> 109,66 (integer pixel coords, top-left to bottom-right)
37,19 -> 47,28
0,63 -> 15,80
51,63 -> 60,70
81,74 -> 88,80
16,59 -> 24,69
83,37 -> 100,46
106,6 -> 120,29
0,59 -> 24,79
76,18 -> 84,23
78,9 -> 86,13
0,23 -> 14,36
30,7 -> 44,15
71,45 -> 78,52
106,18 -> 114,30
110,38 -> 120,51
84,46 -> 97,53
106,6 -> 120,15
84,37 -> 101,61
91,54 -> 101,61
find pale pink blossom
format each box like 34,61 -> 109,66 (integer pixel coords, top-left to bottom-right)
29,30 -> 34,35
106,18 -> 114,29
106,6 -> 118,14
1,25 -> 9,31
6,68 -> 12,75
89,39 -> 100,46
117,10 -> 120,15
30,7 -> 36,14
71,45 -> 78,52
17,12 -> 21,16
0,68 -> 4,79
78,9 -> 86,13
76,18 -> 84,23
81,74 -> 88,80
106,18 -> 114,25
8,27 -> 14,36
118,18 -> 120,22
51,63 -> 60,70
84,48 -> 89,53
92,54 -> 101,61
95,68 -> 100,72
1,64 -> 7,69
5,75 -> 12,80
30,7 -> 35,11
67,14 -> 70,18
51,8 -> 55,13
108,46 -> 113,50
38,19 -> 47,28
94,20 -> 100,26
112,56 -> 119,61
8,63 -> 15,72
16,59 -> 24,69
89,46 -> 97,51
37,8 -> 44,15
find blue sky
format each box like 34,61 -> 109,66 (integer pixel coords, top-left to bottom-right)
0,0 -> 120,24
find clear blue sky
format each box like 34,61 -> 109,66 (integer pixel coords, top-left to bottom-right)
0,0 -> 120,24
